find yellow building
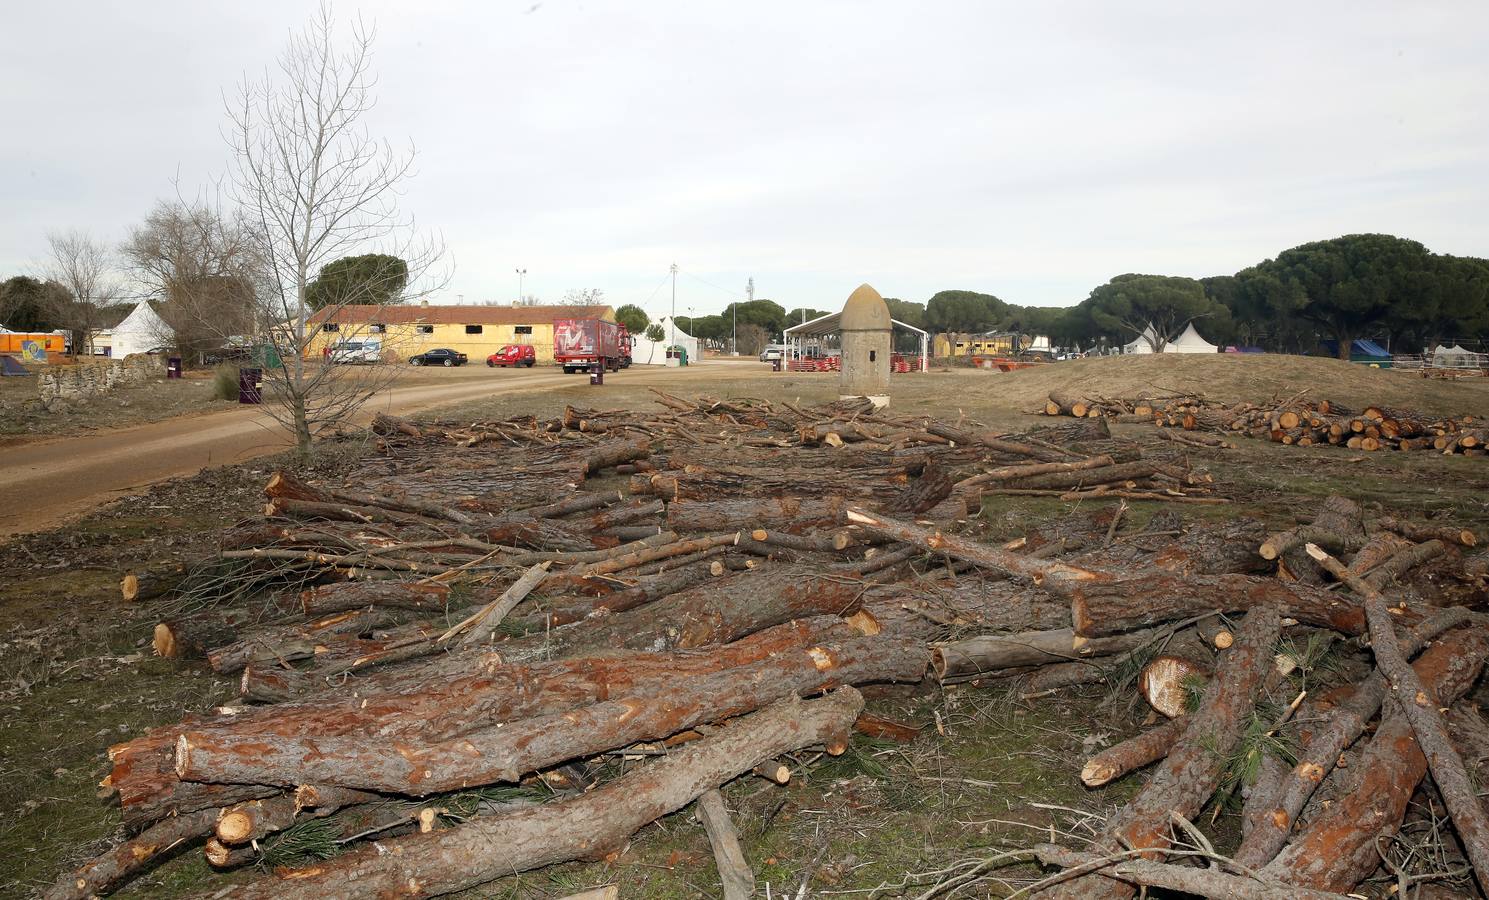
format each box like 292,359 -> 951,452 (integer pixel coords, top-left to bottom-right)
306,303 -> 616,364
935,332 -> 1016,357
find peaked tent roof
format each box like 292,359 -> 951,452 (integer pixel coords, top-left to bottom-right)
1166,322 -> 1219,354
1122,323 -> 1159,354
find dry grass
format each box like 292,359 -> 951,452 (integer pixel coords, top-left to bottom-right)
984,353 -> 1489,417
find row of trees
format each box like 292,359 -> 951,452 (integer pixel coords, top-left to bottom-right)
876,235 -> 1488,358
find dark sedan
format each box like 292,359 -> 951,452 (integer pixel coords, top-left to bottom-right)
408,348 -> 468,367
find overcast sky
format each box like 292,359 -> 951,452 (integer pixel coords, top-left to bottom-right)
3,1 -> 1486,319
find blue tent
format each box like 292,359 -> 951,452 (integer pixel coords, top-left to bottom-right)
1319,339 -> 1391,365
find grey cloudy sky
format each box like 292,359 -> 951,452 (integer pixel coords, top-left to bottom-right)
3,1 -> 1486,319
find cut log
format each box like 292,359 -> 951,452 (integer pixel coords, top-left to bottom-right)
666,496 -> 847,534
1080,718 -> 1188,787
932,626 -> 1164,681
1257,525 -> 1366,561
119,564 -> 189,602
1279,494 -> 1363,586
1140,655 -> 1208,719
696,789 -> 754,900
207,608 -> 382,675
445,561 -> 552,646
1030,844 -> 1349,900
1260,623 -> 1489,892
1001,461 -> 1159,492
749,528 -> 853,553
213,689 -> 866,899
845,507 -> 1101,586
574,532 -> 738,577
1302,544 -> 1489,895
153,610 -> 255,659
1227,605 -> 1474,870
1362,538 -> 1447,588
297,581 -> 450,617
1053,571 -> 1424,638
42,806 -> 221,900
1044,605 -> 1281,899
1048,390 -> 1093,418
956,455 -> 1117,490
174,637 -> 928,794
1376,516 -> 1477,548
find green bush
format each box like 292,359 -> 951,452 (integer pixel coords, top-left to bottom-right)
210,364 -> 238,401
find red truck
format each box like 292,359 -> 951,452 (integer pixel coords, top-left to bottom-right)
553,319 -> 631,373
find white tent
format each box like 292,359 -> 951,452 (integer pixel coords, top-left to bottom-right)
1122,323 -> 1159,354
1123,322 -> 1217,354
1431,344 -> 1480,368
630,316 -> 700,366
110,301 -> 172,358
1165,322 -> 1220,354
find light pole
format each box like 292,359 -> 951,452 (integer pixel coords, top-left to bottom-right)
515,268 -> 526,304
669,263 -> 678,349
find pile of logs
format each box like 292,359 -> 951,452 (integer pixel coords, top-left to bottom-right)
56,391 -> 1489,898
1043,390 -> 1488,456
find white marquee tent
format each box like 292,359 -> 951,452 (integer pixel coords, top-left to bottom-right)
630,316 -> 700,366
1123,322 -> 1218,354
105,301 -> 172,358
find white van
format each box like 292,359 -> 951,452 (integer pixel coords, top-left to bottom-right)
330,339 -> 382,364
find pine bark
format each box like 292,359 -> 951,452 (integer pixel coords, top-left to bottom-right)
217,689 -> 866,899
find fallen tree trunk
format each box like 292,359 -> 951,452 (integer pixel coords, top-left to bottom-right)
932,626 -> 1163,681
175,637 -> 928,794
296,581 -> 450,617
1363,538 -> 1447,588
216,689 -> 866,899
1052,570 -> 1426,638
666,496 -> 847,534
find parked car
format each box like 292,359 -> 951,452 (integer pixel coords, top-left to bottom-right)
759,347 -> 785,362
408,348 -> 468,367
487,344 -> 536,368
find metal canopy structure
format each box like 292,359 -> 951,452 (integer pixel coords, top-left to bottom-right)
782,311 -> 929,372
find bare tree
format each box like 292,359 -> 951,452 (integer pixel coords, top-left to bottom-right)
562,288 -> 606,306
42,230 -> 122,355
227,4 -> 445,455
121,200 -> 263,364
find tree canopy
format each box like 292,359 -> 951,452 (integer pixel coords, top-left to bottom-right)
1241,234 -> 1435,359
613,304 -> 648,334
304,254 -> 409,310
0,276 -> 71,332
1086,273 -> 1230,352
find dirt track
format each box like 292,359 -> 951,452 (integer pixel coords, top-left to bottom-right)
0,363 -> 745,539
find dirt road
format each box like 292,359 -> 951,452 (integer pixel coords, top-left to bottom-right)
0,363 -> 746,539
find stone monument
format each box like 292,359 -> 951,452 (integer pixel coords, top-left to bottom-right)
838,283 -> 892,407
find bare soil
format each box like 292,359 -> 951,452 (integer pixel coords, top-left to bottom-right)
4,355 -> 1488,898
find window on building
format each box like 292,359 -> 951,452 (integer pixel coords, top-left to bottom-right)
465,325 -> 483,335
369,323 -> 386,334
416,325 -> 433,335
514,325 -> 532,335
321,323 -> 339,332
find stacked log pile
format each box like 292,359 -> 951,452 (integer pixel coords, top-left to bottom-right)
56,391 -> 1489,898
1042,390 -> 1489,456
